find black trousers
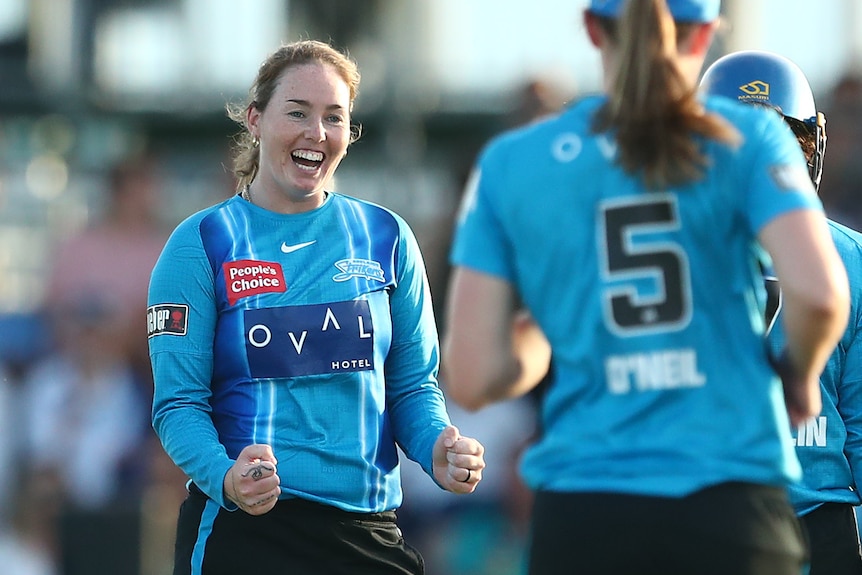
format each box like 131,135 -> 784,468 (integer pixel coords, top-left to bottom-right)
173,484 -> 424,575
801,502 -> 862,575
527,482 -> 808,575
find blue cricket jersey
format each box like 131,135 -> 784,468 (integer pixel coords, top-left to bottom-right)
148,192 -> 450,512
450,94 -> 823,498
771,220 -> 862,515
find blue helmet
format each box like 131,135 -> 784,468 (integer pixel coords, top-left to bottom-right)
700,50 -> 826,191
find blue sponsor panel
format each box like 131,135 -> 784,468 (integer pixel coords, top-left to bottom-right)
245,300 -> 374,378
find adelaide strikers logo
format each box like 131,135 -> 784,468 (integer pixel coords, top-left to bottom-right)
332,258 -> 385,283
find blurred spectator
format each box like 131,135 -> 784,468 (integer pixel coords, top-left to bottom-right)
0,365 -> 57,575
504,78 -> 571,129
14,153 -> 171,574
43,152 -> 170,385
0,364 -> 14,525
431,77 -> 574,334
18,288 -> 151,573
819,72 -> 862,228
138,437 -> 190,575
21,295 -> 150,508
0,501 -> 57,575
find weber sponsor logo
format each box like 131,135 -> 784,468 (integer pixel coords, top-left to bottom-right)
223,259 -> 287,305
147,304 -> 189,337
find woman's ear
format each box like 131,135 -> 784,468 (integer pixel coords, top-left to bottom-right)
246,104 -> 261,141
687,20 -> 718,57
583,10 -> 605,49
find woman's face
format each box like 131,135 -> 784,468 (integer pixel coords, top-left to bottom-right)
248,61 -> 351,211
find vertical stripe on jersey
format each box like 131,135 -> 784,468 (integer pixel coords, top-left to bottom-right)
252,380 -> 276,448
221,203 -> 277,447
338,199 -> 395,509
191,498 -> 220,575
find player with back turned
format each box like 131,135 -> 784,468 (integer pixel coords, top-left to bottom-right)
441,0 -> 850,574
702,50 -> 862,575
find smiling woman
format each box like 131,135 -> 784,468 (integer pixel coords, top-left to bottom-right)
224,41 -> 363,213
146,39 -> 486,575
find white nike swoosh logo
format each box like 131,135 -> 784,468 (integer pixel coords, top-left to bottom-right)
281,240 -> 316,254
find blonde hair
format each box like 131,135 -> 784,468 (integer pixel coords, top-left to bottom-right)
592,0 -> 739,189
225,40 -> 362,191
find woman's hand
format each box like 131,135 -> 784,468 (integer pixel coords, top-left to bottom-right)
223,444 -> 281,515
432,425 -> 486,493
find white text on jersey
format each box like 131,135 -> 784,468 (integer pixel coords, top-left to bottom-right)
606,348 -> 705,394
794,416 -> 827,447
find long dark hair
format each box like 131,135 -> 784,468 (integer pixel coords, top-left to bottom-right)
592,0 -> 739,189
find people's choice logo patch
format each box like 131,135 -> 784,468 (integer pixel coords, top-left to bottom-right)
147,304 -> 189,338
223,259 -> 287,305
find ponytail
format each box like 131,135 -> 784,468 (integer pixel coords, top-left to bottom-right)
592,0 -> 739,189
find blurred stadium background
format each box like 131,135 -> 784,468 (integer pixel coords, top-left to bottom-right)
0,1 -> 860,574
1,0 -> 860,321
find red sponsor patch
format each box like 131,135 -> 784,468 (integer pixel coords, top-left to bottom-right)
223,259 -> 287,305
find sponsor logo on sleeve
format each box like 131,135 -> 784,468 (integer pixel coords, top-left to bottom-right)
147,304 -> 189,338
223,259 -> 287,305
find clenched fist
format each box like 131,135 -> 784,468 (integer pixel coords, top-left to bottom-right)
224,444 -> 281,515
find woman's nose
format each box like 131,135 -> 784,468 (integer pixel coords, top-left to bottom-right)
304,118 -> 325,141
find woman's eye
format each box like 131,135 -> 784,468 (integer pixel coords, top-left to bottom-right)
288,110 -> 305,118
327,115 -> 344,124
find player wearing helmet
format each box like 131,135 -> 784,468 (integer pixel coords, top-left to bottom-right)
702,50 -> 862,575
